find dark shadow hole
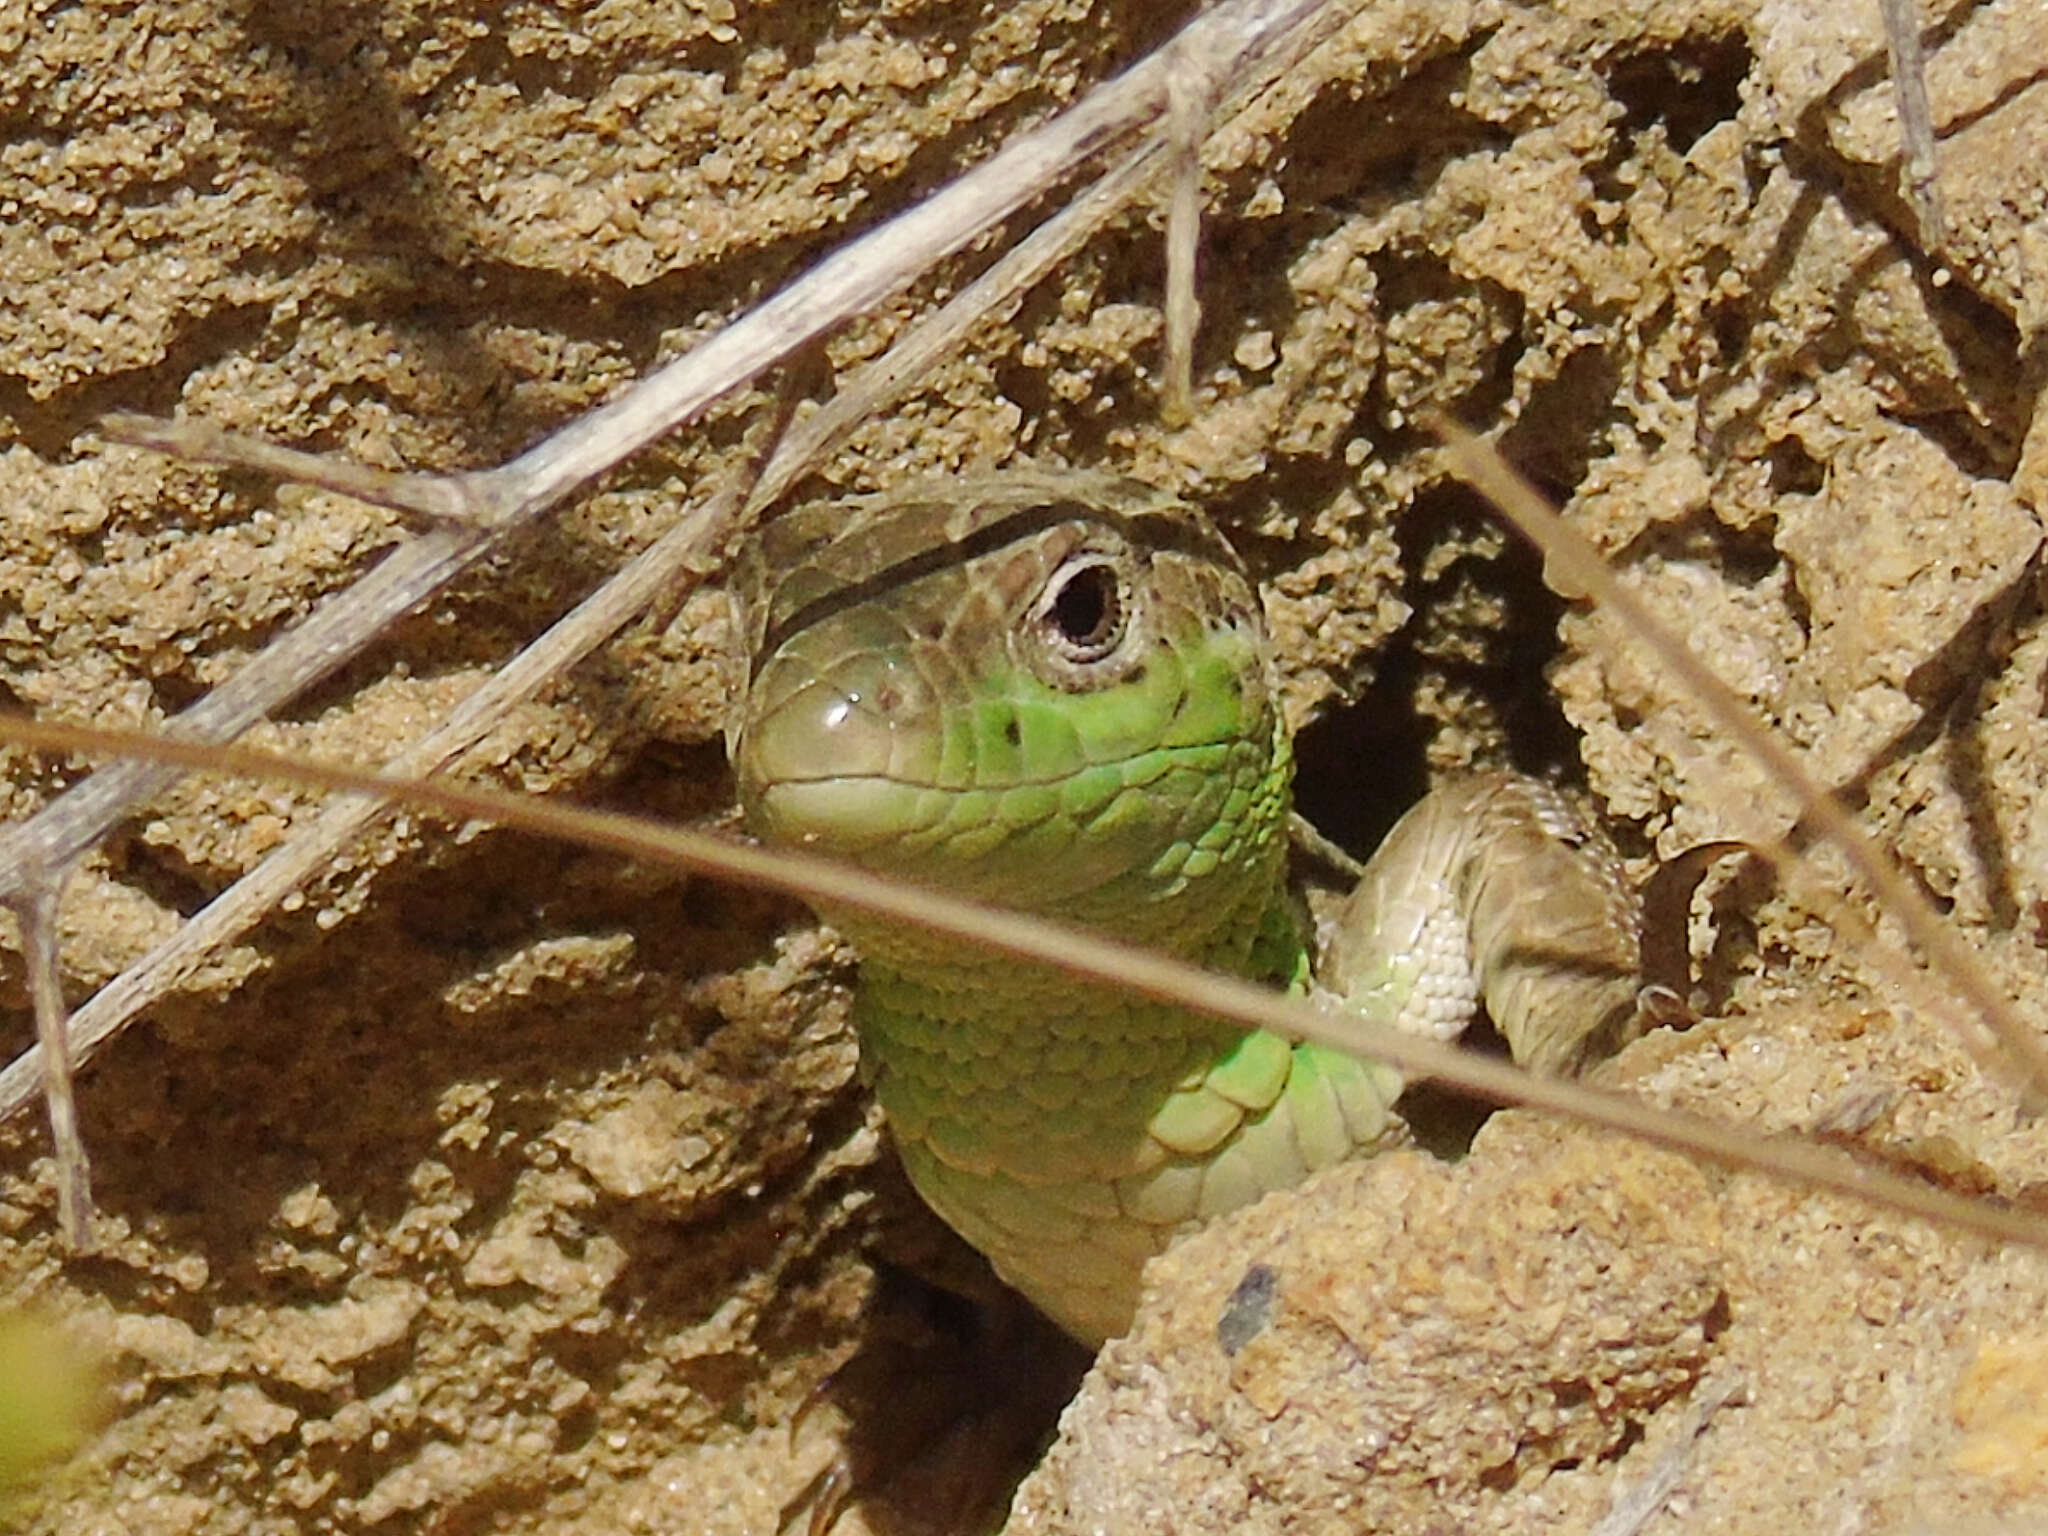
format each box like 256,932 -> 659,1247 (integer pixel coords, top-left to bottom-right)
1766,435 -> 1826,497
1606,33 -> 1753,154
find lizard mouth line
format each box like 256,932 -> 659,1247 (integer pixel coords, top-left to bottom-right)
755,757 -> 1226,792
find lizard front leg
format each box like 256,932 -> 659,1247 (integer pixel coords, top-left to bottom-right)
1319,770 -> 1646,1081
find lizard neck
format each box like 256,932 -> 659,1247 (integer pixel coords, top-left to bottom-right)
820,719 -> 1302,1184
836,870 -> 1307,1187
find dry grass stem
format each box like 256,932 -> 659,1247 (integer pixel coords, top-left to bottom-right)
4,711 -> 2046,1254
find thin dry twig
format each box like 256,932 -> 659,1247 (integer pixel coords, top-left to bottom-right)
0,94 -> 1180,1131
1159,33 -> 1219,428
16,883 -> 88,1249
1588,1374 -> 1747,1536
0,0 -> 1370,1208
1877,0 -> 1945,251
9,0 -> 1353,904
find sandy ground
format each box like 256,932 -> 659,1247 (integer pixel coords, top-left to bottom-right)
3,0 -> 2048,1531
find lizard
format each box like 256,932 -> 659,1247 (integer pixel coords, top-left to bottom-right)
729,466 -> 1644,1346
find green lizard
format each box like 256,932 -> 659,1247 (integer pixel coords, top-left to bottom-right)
730,468 -> 1642,1345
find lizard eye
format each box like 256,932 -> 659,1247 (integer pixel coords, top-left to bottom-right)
1035,555 -> 1128,663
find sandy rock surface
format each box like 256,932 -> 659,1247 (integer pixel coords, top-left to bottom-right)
3,0 -> 2047,1532
1014,1007 -> 2048,1534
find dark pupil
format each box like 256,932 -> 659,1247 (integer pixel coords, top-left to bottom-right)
1050,564 -> 1118,648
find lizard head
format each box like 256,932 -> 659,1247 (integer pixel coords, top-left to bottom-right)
730,468 -> 1291,950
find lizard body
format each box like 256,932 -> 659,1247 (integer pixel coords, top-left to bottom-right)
731,469 -> 1639,1344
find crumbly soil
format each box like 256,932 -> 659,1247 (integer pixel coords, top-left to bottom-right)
3,0 -> 2047,1532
